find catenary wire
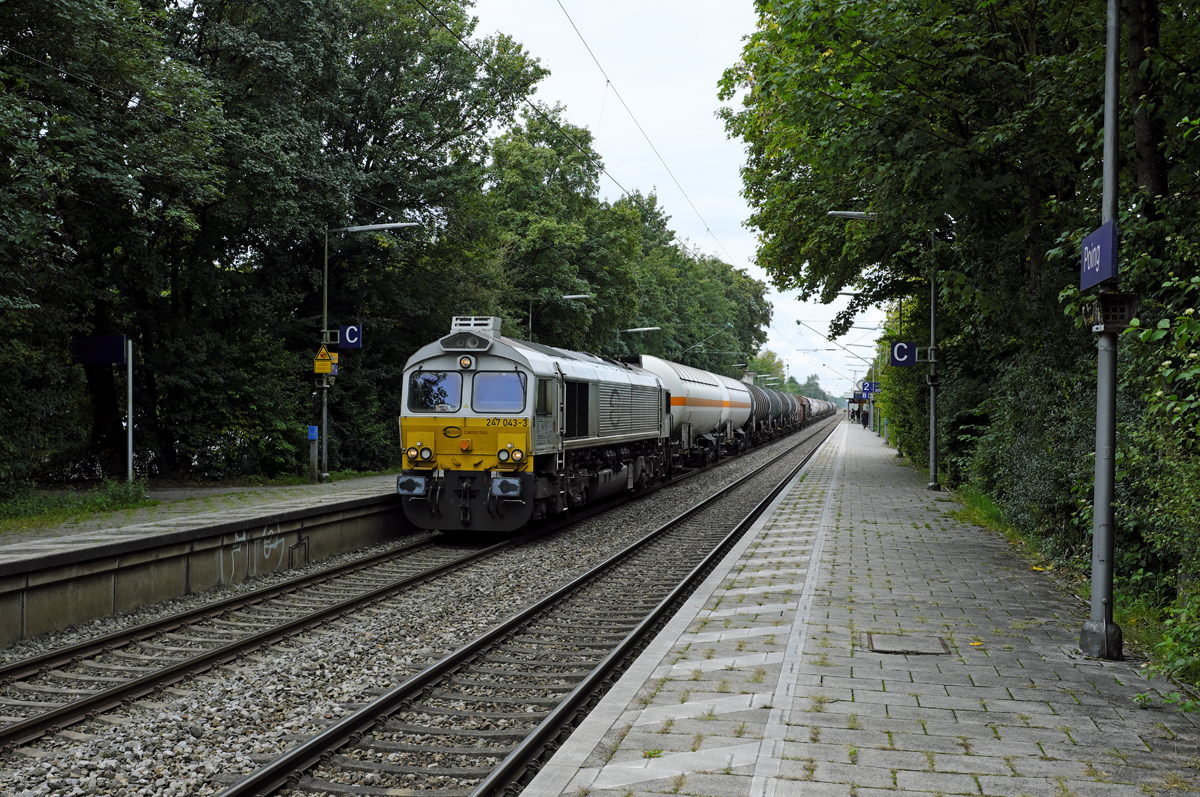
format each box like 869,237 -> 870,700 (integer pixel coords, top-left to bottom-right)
549,0 -> 734,267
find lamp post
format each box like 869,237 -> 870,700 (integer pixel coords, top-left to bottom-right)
321,221 -> 418,481
829,210 -> 940,490
1078,0 -> 1125,660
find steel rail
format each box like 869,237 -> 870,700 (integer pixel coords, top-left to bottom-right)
0,536 -> 438,686
216,417 -> 838,797
0,537 -> 523,752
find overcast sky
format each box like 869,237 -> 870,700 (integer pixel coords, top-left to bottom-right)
470,0 -> 887,396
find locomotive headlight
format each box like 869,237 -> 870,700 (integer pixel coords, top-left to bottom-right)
510,448 -> 524,463
420,447 -> 433,460
406,446 -> 419,460
497,449 -> 510,462
458,355 -> 474,369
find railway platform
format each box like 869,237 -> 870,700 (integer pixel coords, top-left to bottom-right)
0,475 -> 401,646
0,474 -> 398,570
524,419 -> 1200,797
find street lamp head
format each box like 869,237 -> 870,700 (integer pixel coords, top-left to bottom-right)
621,326 -> 661,333
827,211 -> 877,221
561,294 -> 593,300
330,222 -> 421,233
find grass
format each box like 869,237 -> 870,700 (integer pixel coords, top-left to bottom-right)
165,465 -> 401,489
0,480 -> 158,532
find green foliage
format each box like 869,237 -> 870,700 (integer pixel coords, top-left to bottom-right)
1143,598 -> 1200,713
795,373 -> 834,402
747,350 -> 786,382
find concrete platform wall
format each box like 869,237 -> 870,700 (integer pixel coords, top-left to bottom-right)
0,496 -> 402,647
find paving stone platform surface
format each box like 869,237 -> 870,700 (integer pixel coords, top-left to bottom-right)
524,420 -> 1200,797
0,475 -> 397,570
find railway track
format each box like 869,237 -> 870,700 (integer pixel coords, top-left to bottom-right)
0,417 -> 835,763
217,417 -> 838,797
0,536 -> 503,751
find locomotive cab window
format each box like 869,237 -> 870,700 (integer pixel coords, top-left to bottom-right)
408,371 -> 462,412
535,379 -> 554,416
473,372 -> 528,413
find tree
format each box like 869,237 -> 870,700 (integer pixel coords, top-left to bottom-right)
746,350 -> 786,383
797,373 -> 832,401
1,0 -> 224,485
0,0 -> 550,480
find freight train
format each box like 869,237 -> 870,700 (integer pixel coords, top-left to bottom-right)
395,317 -> 835,532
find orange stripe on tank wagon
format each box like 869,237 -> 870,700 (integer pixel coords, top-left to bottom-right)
669,398 -> 751,408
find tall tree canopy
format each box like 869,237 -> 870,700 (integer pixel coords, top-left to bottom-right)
0,0 -> 775,487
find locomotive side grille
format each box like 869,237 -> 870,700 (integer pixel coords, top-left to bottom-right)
564,381 -> 590,439
599,384 -> 660,436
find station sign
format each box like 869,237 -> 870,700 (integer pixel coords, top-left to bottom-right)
890,341 -> 916,367
71,334 -> 127,365
339,324 -> 362,349
1081,219 -> 1118,290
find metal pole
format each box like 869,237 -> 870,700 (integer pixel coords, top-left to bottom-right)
928,235 -> 940,491
126,338 -> 133,483
1083,330 -> 1122,657
1081,0 -> 1123,659
322,228 -> 329,481
310,431 -> 319,484
1101,0 -> 1119,225
321,380 -> 329,481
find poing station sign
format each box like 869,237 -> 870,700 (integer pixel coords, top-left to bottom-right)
1081,219 -> 1118,290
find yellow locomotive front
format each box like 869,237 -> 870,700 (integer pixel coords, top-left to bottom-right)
396,320 -> 538,532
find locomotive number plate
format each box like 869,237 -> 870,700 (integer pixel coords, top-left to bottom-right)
484,418 -> 528,427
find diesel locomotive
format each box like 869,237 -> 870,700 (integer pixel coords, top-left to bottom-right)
395,317 -> 835,532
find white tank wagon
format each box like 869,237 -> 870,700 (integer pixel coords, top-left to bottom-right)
619,355 -> 753,464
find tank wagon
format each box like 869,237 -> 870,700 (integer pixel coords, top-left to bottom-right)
396,317 -> 836,533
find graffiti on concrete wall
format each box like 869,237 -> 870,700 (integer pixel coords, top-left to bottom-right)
219,524 -> 287,583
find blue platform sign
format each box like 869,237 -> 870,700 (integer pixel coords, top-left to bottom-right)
339,324 -> 362,349
1081,220 -> 1118,290
308,426 -> 318,441
890,341 -> 916,367
71,334 -> 126,365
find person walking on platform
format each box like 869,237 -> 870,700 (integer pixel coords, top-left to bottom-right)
861,408 -> 869,428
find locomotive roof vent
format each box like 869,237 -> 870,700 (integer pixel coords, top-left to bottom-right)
450,316 -> 502,338
442,316 -> 500,352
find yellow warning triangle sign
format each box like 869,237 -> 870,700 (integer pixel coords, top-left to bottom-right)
316,345 -> 332,361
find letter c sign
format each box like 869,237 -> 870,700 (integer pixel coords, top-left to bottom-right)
890,341 -> 916,367
340,324 -> 362,349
